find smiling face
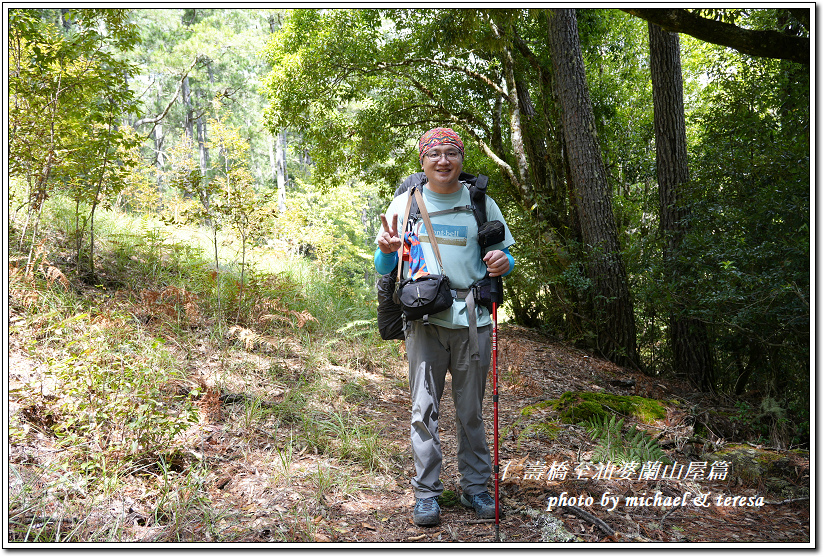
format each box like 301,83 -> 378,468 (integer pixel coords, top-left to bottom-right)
421,146 -> 464,194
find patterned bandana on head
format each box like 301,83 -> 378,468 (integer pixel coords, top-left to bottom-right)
418,127 -> 464,163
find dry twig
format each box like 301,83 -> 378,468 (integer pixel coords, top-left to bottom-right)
562,504 -> 615,537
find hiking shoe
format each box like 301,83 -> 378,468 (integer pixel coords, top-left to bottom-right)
413,497 -> 440,526
461,491 -> 498,519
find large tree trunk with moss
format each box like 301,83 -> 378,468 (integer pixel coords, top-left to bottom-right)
547,8 -> 639,369
649,22 -> 715,391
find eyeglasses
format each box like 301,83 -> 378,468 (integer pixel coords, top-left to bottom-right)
425,149 -> 462,162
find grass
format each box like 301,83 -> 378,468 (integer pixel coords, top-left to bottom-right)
8,191 -> 405,543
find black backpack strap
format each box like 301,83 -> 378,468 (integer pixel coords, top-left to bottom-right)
467,174 -> 489,228
395,172 -> 427,197
395,173 -> 427,222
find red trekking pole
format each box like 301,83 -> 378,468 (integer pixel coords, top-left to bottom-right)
490,274 -> 503,542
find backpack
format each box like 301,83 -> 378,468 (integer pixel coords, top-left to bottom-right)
377,172 -> 497,341
394,171 -> 490,230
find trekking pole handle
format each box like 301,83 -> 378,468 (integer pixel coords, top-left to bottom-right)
490,275 -> 503,305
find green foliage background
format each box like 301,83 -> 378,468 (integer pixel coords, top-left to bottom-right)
8,7 -> 810,449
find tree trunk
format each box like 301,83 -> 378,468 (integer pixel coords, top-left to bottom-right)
493,26 -> 531,195
154,82 -> 165,189
547,8 -> 639,369
490,16 -> 541,215
649,22 -> 715,391
182,76 -> 194,140
198,63 -> 213,173
268,134 -> 277,181
154,122 -> 164,189
196,113 -> 209,174
275,131 -> 287,212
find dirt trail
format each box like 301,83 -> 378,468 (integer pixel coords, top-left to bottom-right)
335,324 -> 810,544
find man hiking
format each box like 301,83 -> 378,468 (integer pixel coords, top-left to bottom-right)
374,127 -> 515,527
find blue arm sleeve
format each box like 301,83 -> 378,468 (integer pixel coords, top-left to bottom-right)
374,248 -> 399,275
502,248 -> 515,277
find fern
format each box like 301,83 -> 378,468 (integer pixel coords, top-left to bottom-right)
586,414 -> 670,465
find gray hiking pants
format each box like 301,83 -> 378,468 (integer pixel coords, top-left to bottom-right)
405,320 -> 492,499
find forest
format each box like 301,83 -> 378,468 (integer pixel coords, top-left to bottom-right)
7,8 -> 810,545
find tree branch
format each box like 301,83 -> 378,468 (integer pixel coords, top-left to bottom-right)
132,56 -> 201,137
622,8 -> 809,65
385,67 -> 523,193
337,56 -> 523,194
512,31 -> 548,75
373,57 -> 508,100
379,67 -> 488,133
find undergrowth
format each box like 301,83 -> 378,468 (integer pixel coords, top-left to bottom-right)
8,191 -> 403,542
585,414 -> 670,466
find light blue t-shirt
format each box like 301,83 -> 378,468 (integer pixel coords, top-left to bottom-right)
376,183 -> 515,329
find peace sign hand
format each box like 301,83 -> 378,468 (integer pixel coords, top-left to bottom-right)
378,213 -> 402,254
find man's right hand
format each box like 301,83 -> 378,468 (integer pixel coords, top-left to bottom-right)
378,213 -> 402,254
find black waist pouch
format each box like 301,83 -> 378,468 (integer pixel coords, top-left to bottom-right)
396,274 -> 453,322
472,277 -> 494,312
